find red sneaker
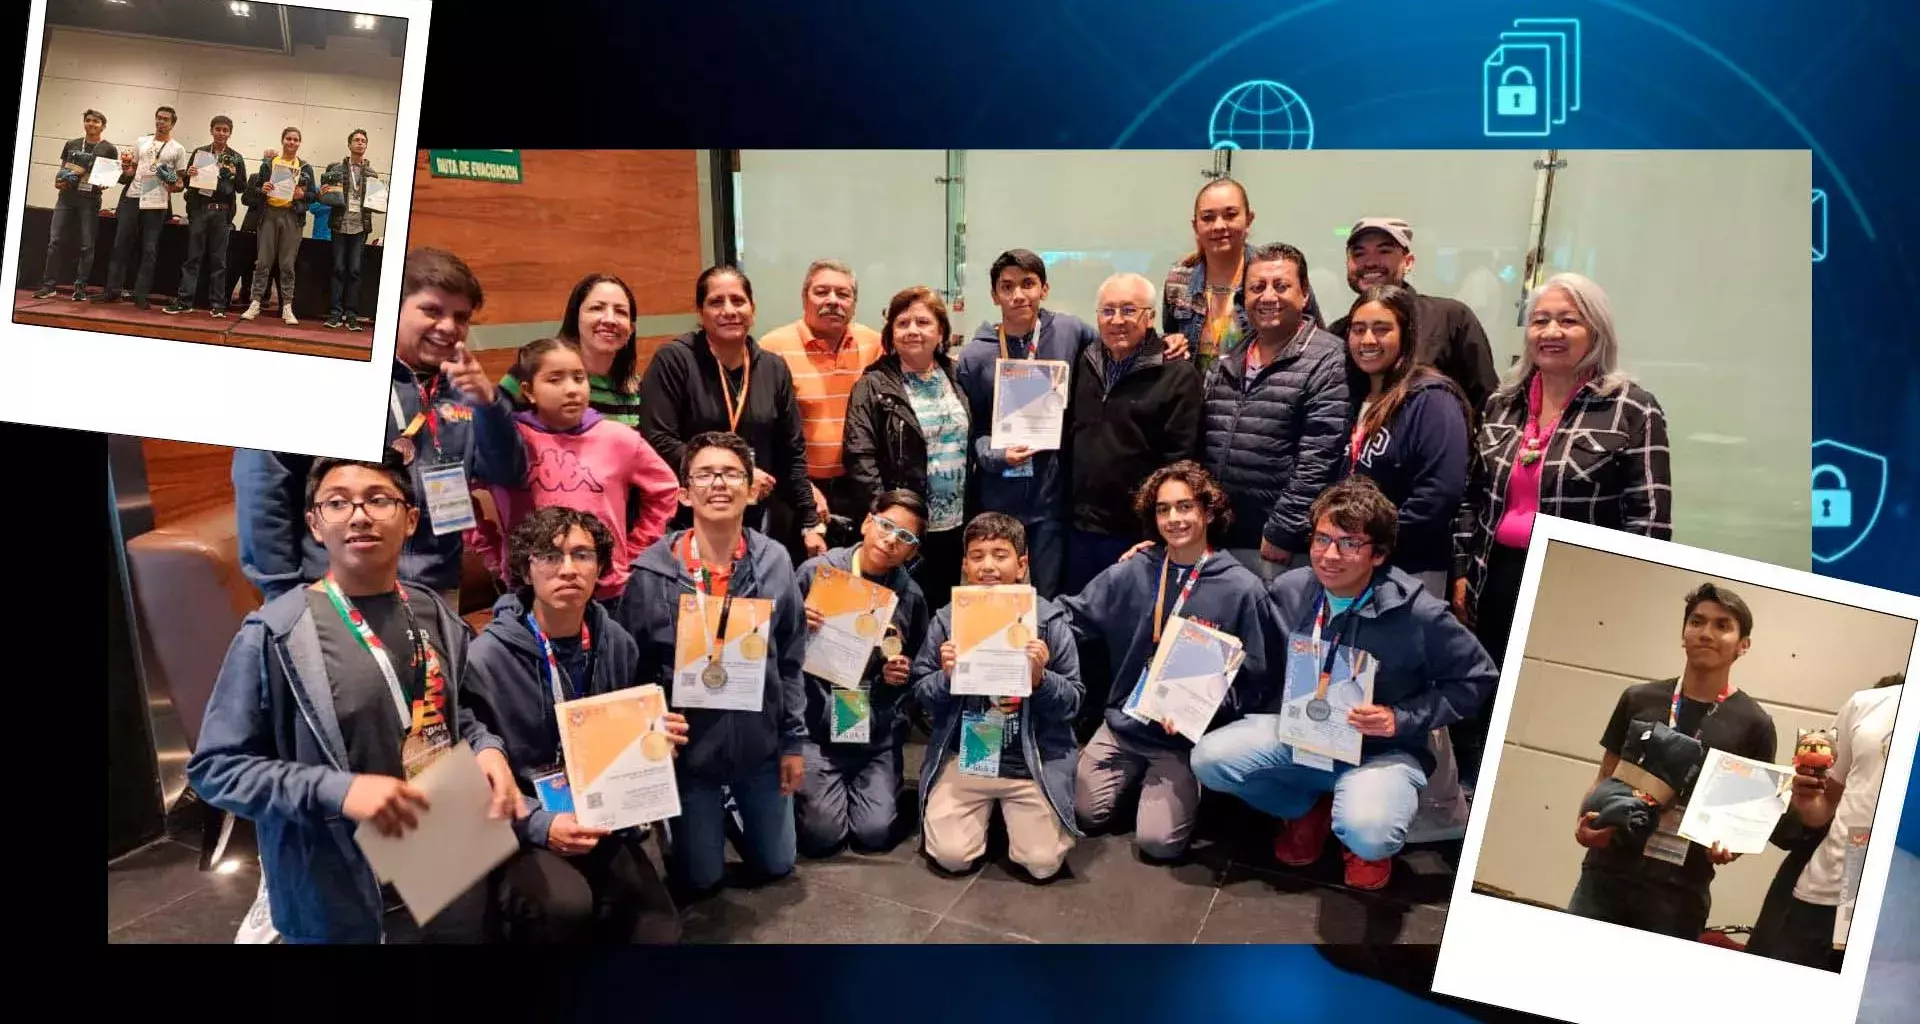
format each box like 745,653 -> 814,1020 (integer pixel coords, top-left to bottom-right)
1273,794 -> 1334,867
1343,850 -> 1393,890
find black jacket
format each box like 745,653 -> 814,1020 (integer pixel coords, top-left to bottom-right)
639,330 -> 819,530
842,351 -> 970,521
1327,284 -> 1500,418
1199,322 -> 1349,551
183,145 -> 248,210
1345,374 -> 1472,574
245,156 -> 318,219
1069,331 -> 1203,538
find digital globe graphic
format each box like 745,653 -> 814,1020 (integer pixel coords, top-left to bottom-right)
1208,80 -> 1315,150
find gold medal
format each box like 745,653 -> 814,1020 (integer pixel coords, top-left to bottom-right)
700,661 -> 727,688
1005,622 -> 1033,649
854,613 -> 880,639
740,631 -> 769,661
640,731 -> 673,761
880,630 -> 904,660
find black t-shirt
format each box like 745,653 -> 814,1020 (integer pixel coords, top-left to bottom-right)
547,634 -> 592,702
950,697 -> 1031,780
59,137 -> 118,195
1584,678 -> 1778,890
309,589 -> 434,778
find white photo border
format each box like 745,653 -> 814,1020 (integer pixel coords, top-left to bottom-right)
2,0 -> 432,459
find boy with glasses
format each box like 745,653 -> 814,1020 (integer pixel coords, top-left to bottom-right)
793,489 -> 933,856
1191,478 -> 1495,890
188,453 -> 523,943
616,432 -> 807,900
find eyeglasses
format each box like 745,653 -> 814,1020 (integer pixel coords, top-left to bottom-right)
869,517 -> 922,548
689,469 -> 750,489
531,546 -> 600,569
1096,305 -> 1145,321
1154,499 -> 1200,517
1310,533 -> 1373,555
312,495 -> 407,522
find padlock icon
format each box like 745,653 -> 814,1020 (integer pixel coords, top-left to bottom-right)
1497,67 -> 1537,117
1812,465 -> 1852,528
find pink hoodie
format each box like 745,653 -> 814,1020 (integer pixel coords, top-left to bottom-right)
470,410 -> 680,600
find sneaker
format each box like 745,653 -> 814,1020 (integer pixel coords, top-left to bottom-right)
323,314 -> 344,329
282,307 -> 299,326
1342,850 -> 1393,891
240,300 -> 261,321
163,301 -> 191,315
32,286 -> 58,299
209,308 -> 227,318
345,314 -> 362,332
71,287 -> 91,301
91,290 -> 121,303
1273,794 -> 1334,867
133,298 -> 151,311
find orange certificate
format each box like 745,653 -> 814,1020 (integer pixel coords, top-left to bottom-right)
803,564 -> 900,689
671,593 -> 775,712
950,585 -> 1038,698
555,685 -> 681,831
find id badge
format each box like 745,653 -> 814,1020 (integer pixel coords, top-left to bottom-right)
420,461 -> 478,536
1291,747 -> 1336,772
1842,826 -> 1871,902
1643,806 -> 1691,865
532,767 -> 575,815
401,720 -> 454,781
831,684 -> 872,744
1002,461 -> 1034,479
958,706 -> 1005,777
1121,667 -> 1153,722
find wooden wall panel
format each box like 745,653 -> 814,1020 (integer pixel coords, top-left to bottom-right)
142,439 -> 237,528
475,334 -> 678,384
406,150 -> 704,325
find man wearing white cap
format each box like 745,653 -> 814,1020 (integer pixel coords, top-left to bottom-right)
1324,218 -> 1500,418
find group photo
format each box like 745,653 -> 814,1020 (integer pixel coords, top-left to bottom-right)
12,1 -> 406,361
107,146 -> 1818,947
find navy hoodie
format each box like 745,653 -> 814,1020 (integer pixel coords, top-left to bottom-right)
1265,565 -> 1497,774
463,591 -> 643,851
1059,548 -> 1275,749
614,529 -> 807,784
795,546 -> 932,751
954,309 -> 1100,524
1347,376 -> 1472,575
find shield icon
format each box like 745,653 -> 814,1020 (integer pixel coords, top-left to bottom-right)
1811,439 -> 1889,565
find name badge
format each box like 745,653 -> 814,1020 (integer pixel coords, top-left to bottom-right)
1643,806 -> 1691,865
1002,462 -> 1034,479
532,767 -> 574,815
958,705 -> 1006,777
420,461 -> 477,536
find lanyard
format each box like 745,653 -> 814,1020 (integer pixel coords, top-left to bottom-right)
851,550 -> 885,615
687,532 -> 740,663
715,353 -> 751,433
1669,679 -> 1733,739
997,320 -> 1040,360
1152,551 -> 1210,643
395,374 -> 444,453
526,612 -> 593,705
316,575 -> 423,730
1310,586 -> 1374,689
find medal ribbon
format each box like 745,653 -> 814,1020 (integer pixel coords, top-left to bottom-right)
1309,586 -> 1375,700
398,374 -> 444,454
316,575 -> 425,730
687,533 -> 740,669
996,320 -> 1040,361
1668,678 -> 1734,739
715,354 -> 752,433
526,612 -> 593,706
1151,550 -> 1211,644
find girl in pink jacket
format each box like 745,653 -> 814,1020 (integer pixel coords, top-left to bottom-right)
472,337 -> 679,600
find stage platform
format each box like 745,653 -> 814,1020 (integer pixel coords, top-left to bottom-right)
11,288 -> 374,362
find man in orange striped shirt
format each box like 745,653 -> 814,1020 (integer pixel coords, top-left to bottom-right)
760,259 -> 885,547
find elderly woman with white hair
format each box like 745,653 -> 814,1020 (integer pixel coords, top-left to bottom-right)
1448,272 -> 1673,784
1065,271 -> 1205,595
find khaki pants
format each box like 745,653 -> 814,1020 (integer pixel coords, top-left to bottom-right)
923,760 -> 1073,879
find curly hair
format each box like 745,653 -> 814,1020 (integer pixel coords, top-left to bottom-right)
508,506 -> 615,589
1134,460 -> 1233,542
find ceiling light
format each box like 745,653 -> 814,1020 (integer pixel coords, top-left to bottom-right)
352,14 -> 378,31
229,2 -> 251,16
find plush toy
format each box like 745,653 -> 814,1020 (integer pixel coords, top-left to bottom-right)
1581,719 -> 1708,849
55,167 -> 81,188
156,163 -> 179,186
1794,729 -> 1836,778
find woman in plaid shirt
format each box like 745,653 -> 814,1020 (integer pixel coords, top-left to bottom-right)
1448,273 -> 1672,784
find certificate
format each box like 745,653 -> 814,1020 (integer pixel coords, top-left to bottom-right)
1124,615 -> 1245,743
803,564 -> 898,689
989,359 -> 1071,452
190,151 -> 219,191
87,154 -> 121,188
352,742 -> 517,927
1274,632 -> 1375,765
268,163 -> 295,201
364,176 -> 389,213
555,685 -> 681,831
137,169 -> 171,210
949,585 -> 1038,698
671,593 -> 774,712
1676,748 -> 1794,855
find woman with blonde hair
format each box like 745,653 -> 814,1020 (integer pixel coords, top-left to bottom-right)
1449,272 -> 1672,784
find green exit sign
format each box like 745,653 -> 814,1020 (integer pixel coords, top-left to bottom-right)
427,149 -> 522,183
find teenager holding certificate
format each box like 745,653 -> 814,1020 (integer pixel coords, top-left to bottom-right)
320,128 -> 380,331
793,490 -> 933,855
1191,479 -> 1495,890
188,453 -> 523,943
165,115 -> 249,317
99,106 -> 188,311
912,513 -> 1084,881
1060,462 -> 1272,860
241,127 -> 317,326
616,433 -> 807,899
464,507 -> 688,944
844,285 -> 971,611
35,109 -> 117,300
1567,583 -> 1777,940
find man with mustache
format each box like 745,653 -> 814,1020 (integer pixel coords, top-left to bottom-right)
1323,218 -> 1499,418
759,259 -> 884,552
233,248 -> 529,609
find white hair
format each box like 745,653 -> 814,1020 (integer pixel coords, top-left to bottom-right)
803,258 -> 857,300
1498,272 -> 1632,399
1097,272 -> 1156,309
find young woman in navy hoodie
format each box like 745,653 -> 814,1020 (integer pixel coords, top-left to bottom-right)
1059,462 -> 1273,860
463,507 -> 689,944
1341,283 -> 1473,599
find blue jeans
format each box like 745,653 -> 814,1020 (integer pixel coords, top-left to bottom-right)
1191,714 -> 1427,863
329,230 -> 367,317
177,205 -> 234,309
1026,518 -> 1066,599
106,196 -> 167,300
1065,529 -> 1138,596
40,189 -> 102,287
667,755 -> 796,892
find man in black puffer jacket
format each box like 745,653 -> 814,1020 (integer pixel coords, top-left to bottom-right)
1199,242 -> 1349,582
